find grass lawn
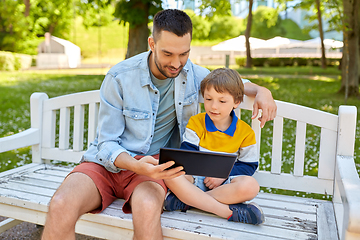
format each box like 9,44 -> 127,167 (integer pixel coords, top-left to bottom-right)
0,67 -> 359,199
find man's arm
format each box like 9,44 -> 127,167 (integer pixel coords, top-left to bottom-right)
243,82 -> 277,128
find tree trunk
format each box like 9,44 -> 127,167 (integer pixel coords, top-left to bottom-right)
23,0 -> 30,17
315,0 -> 326,69
245,0 -> 253,68
339,0 -> 359,98
125,2 -> 149,59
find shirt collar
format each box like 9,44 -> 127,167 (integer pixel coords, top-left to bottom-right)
205,110 -> 238,137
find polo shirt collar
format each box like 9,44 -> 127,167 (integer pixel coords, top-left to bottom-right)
205,110 -> 238,137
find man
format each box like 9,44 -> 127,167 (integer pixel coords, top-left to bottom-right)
42,9 -> 276,240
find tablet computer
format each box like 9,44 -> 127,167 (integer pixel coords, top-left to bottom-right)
159,147 -> 237,178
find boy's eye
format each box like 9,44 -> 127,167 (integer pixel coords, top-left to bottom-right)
205,98 -> 211,101
220,101 -> 226,103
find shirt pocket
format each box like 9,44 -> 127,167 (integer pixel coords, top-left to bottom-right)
183,91 -> 198,106
123,108 -> 151,140
123,109 -> 150,119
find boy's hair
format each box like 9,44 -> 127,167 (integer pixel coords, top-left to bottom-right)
153,9 -> 192,42
200,68 -> 244,103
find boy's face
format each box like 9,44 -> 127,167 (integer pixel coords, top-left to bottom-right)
203,86 -> 240,129
148,30 -> 191,80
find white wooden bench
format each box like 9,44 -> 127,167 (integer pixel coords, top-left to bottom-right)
0,90 -> 359,240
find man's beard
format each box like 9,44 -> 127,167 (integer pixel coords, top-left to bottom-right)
153,53 -> 183,79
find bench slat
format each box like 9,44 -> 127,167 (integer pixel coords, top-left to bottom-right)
42,110 -> 56,148
0,164 -> 339,239
294,121 -> 306,177
318,128 -> 337,180
59,107 -> 70,150
271,116 -> 283,174
88,102 -> 99,148
73,104 -> 85,151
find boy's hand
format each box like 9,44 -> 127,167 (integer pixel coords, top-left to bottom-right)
204,177 -> 226,189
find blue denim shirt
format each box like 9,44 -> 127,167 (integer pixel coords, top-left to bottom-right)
82,51 -> 210,173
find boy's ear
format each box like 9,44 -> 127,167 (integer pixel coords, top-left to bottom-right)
233,101 -> 241,109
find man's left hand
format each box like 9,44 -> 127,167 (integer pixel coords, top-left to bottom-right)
252,87 -> 277,128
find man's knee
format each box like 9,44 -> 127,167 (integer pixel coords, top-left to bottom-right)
131,182 -> 165,212
48,192 -> 73,216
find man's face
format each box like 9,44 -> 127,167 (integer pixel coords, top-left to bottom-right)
148,30 -> 191,80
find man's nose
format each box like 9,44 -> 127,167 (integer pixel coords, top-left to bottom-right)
171,56 -> 181,69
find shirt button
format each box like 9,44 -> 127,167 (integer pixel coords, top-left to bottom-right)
182,81 -> 185,84
155,91 -> 158,94
179,102 -> 182,105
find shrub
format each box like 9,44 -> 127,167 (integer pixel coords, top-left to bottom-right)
0,51 -> 33,71
235,56 -> 341,68
0,52 -> 15,71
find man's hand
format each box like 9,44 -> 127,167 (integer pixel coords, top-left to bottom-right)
135,156 -> 185,180
203,177 -> 226,189
252,87 -> 277,128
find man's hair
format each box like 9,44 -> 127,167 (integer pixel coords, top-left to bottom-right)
200,68 -> 244,103
152,9 -> 192,41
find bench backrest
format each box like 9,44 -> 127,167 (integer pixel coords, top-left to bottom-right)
30,90 -> 355,196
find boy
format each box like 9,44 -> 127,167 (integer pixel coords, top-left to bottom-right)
164,68 -> 264,225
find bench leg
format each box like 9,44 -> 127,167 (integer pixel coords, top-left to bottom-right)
0,218 -> 23,233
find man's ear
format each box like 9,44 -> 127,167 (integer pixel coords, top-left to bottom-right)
148,37 -> 155,51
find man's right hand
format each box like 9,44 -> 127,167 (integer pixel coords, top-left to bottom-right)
135,156 -> 185,180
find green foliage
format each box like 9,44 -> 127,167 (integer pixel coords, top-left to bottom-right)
184,10 -> 211,40
208,16 -> 244,40
250,6 -> 285,40
76,0 -> 115,28
70,17 -> 128,62
0,51 -> 15,71
0,51 -> 33,71
198,0 -> 232,20
0,0 -> 74,54
114,0 -> 162,28
280,19 -> 311,40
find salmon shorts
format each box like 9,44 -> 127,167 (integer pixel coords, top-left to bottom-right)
68,154 -> 167,214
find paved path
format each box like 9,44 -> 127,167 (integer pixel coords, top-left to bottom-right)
0,217 -> 104,240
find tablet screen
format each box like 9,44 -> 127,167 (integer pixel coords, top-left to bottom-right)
159,148 -> 237,178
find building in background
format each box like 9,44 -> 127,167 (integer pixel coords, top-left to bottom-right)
37,33 -> 81,69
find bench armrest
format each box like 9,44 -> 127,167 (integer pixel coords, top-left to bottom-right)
335,155 -> 360,235
0,128 -> 40,153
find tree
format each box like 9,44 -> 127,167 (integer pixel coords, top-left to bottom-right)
114,0 -> 162,59
294,0 -> 327,69
198,0 -> 232,20
251,6 -> 284,40
315,0 -> 326,69
245,0 -> 254,68
340,0 -> 359,98
183,10 -> 211,40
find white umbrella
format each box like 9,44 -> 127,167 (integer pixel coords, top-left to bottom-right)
211,35 -> 266,52
260,36 -> 302,48
286,37 -> 343,49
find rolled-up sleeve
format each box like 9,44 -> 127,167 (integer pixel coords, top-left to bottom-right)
94,74 -> 132,172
